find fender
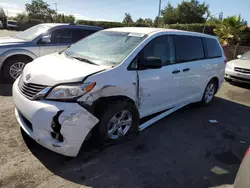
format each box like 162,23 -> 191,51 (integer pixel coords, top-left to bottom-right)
0,49 -> 37,67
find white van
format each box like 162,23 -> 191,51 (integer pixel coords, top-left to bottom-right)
7,20 -> 18,30
12,27 -> 226,156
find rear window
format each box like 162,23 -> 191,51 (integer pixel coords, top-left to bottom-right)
8,21 -> 17,25
203,38 -> 222,58
175,35 -> 204,63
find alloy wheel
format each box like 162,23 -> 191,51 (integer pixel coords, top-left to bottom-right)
9,62 -> 26,79
107,110 -> 132,140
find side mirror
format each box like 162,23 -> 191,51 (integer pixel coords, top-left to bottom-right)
237,55 -> 242,59
41,35 -> 51,43
138,56 -> 162,69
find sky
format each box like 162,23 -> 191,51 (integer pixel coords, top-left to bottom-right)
0,0 -> 249,24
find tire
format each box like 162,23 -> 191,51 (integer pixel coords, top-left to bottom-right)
3,56 -> 31,83
200,79 -> 218,106
93,101 -> 139,144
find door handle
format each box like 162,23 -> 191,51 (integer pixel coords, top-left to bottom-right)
183,68 -> 190,72
172,70 -> 180,74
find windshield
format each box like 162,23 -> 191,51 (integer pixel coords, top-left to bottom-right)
64,31 -> 147,66
241,51 -> 250,60
15,24 -> 51,41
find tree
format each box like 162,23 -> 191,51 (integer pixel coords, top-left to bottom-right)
134,18 -> 153,27
65,15 -> 75,23
161,0 -> 209,24
25,0 -> 56,22
54,13 -> 75,23
177,0 -> 209,23
144,18 -> 153,27
135,18 -> 146,26
161,3 -> 178,24
153,16 -> 163,27
122,13 -> 133,25
0,7 -> 6,18
207,17 -> 221,25
15,13 -> 28,22
214,15 -> 248,57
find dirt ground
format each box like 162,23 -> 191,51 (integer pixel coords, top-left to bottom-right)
1,31 -> 250,188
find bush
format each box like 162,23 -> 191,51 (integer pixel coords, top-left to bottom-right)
163,23 -> 217,35
76,20 -> 124,29
76,21 -> 217,35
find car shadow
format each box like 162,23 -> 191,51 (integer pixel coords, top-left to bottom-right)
22,96 -> 250,188
0,75 -> 13,96
227,81 -> 250,90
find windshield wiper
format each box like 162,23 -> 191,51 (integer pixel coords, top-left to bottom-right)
72,56 -> 99,66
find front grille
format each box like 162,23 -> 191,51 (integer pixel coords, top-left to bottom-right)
18,78 -> 48,100
234,67 -> 250,74
18,110 -> 33,131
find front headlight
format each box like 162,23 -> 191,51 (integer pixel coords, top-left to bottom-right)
46,82 -> 96,100
226,62 -> 234,69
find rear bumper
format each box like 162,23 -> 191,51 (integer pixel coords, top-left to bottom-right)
225,68 -> 250,83
13,78 -> 99,157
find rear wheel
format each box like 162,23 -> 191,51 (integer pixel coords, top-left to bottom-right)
93,101 -> 139,143
3,56 -> 31,83
200,79 -> 217,105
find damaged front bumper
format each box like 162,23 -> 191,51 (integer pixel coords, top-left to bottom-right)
12,79 -> 99,157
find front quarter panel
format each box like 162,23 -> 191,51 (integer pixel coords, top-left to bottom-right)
78,67 -> 138,106
0,47 -> 39,67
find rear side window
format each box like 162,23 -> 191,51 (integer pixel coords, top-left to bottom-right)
203,38 -> 222,58
175,35 -> 204,63
72,29 -> 97,43
51,28 -> 73,44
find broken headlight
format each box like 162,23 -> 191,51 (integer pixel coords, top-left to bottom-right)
46,82 -> 96,100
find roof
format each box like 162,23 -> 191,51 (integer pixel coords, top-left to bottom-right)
105,27 -> 216,38
7,20 -> 17,22
40,23 -> 66,27
39,23 -> 103,30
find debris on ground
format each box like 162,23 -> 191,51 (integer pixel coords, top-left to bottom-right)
210,166 -> 229,175
209,120 -> 218,123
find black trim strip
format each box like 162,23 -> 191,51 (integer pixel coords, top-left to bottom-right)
140,107 -> 174,124
82,69 -> 106,82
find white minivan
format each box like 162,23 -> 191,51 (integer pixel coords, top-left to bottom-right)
13,27 -> 226,156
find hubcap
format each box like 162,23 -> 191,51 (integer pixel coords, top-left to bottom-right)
204,83 -> 215,103
107,110 -> 132,140
9,62 -> 26,79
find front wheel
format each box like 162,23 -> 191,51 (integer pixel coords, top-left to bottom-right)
200,79 -> 217,105
94,101 -> 139,143
3,56 -> 31,83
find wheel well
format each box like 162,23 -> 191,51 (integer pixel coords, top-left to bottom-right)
210,77 -> 219,92
92,96 -> 136,118
1,54 -> 33,72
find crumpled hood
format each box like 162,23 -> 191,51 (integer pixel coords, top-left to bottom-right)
229,59 -> 250,69
0,37 -> 26,45
22,53 -> 107,86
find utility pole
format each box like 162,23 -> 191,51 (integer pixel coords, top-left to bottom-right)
54,2 -> 58,23
158,0 -> 161,17
54,3 -> 58,13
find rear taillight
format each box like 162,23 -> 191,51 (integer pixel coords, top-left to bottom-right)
224,59 -> 228,64
243,147 -> 250,160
